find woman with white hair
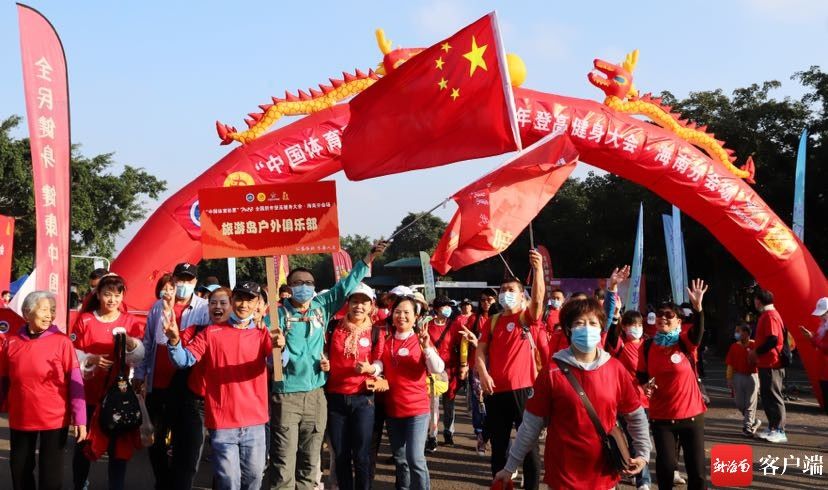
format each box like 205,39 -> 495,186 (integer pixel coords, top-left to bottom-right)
0,291 -> 87,490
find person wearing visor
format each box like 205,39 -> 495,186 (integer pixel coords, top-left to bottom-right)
270,240 -> 387,490
637,280 -> 708,490
134,262 -> 209,490
166,281 -> 284,490
325,283 -> 386,490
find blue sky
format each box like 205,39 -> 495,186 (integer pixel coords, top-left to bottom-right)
1,0 -> 826,255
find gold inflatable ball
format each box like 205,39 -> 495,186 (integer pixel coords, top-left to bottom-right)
506,53 -> 526,87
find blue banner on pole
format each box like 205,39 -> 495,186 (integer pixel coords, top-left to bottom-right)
793,129 -> 807,241
626,204 -> 644,311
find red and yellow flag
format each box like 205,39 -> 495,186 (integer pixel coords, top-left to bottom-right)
341,12 -> 520,181
431,135 -> 579,275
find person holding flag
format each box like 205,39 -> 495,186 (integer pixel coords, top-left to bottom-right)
269,240 -> 387,489
475,250 -> 550,490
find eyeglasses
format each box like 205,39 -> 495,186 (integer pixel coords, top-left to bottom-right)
289,280 -> 315,287
655,309 -> 678,319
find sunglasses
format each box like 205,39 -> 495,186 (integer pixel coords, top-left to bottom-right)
655,309 -> 678,319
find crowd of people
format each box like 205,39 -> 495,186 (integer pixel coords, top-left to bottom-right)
0,241 -> 826,490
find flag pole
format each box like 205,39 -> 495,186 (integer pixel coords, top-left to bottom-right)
498,253 -> 517,278
388,197 -> 451,241
528,221 -> 535,250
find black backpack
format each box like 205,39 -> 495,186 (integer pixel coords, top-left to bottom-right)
99,331 -> 142,435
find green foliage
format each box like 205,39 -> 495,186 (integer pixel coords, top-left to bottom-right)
0,115 -> 166,284
385,212 -> 447,261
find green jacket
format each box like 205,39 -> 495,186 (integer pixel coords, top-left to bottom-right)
273,260 -> 369,394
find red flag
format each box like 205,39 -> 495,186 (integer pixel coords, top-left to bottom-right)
0,216 -> 14,292
18,5 -> 71,330
536,244 -> 554,300
431,134 -> 579,275
273,255 -> 290,287
331,250 -> 353,282
341,12 -> 520,181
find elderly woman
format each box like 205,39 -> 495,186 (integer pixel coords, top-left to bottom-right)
0,291 -> 87,490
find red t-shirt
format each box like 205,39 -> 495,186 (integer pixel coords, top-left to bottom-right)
427,319 -> 455,365
1,329 -> 80,430
638,334 -> 706,420
326,321 -> 385,395
480,311 -> 550,393
755,309 -> 784,369
180,325 -> 208,397
382,332 -> 429,418
726,340 -> 758,375
527,358 -> 640,489
616,339 -> 649,409
548,328 -> 569,355
152,303 -> 187,389
72,312 -> 144,405
544,308 -> 560,335
184,324 -> 271,429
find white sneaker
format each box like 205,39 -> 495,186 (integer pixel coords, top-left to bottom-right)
673,470 -> 686,485
637,485 -> 651,490
765,430 -> 788,443
755,428 -> 773,440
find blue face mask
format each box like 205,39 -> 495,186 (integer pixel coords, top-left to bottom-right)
439,306 -> 452,318
734,332 -> 741,341
499,292 -> 520,310
550,299 -> 563,310
229,311 -> 255,326
291,284 -> 315,303
175,283 -> 195,299
654,328 -> 680,347
570,326 -> 602,354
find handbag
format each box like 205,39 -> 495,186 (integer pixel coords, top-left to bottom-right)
99,329 -> 143,435
554,359 -> 632,473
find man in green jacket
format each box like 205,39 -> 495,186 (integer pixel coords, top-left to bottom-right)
270,240 -> 387,489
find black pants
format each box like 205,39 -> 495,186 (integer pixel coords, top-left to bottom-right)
759,367 -> 787,430
327,393 -> 375,490
9,428 -> 68,490
146,387 -> 176,489
171,391 -> 206,490
484,388 -> 540,490
72,404 -> 128,490
652,415 -> 706,490
369,394 -> 388,481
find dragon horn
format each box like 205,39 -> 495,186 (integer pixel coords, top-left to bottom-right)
259,104 -> 273,112
319,84 -> 334,94
284,91 -> 299,102
309,88 -> 323,98
375,28 -> 392,55
741,156 -> 756,184
248,112 -> 263,122
330,78 -> 344,88
244,118 -> 255,128
216,121 -> 232,144
343,71 -> 357,82
355,68 -> 367,78
297,89 -> 311,101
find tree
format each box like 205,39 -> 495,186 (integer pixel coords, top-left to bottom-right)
385,213 -> 446,261
0,115 -> 167,284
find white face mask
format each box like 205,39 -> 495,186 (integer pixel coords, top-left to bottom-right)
498,292 -> 520,310
626,326 -> 643,340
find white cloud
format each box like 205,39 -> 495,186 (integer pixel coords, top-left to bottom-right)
740,0 -> 828,24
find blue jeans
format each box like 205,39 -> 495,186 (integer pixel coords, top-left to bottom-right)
387,413 -> 430,490
326,393 -> 375,490
467,373 -> 485,434
210,424 -> 266,490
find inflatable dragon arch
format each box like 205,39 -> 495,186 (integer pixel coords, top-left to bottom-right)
113,26 -> 827,405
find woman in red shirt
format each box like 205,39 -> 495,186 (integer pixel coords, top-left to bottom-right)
71,274 -> 145,490
0,291 -> 87,490
493,296 -> 650,489
381,296 -> 445,490
637,279 -> 708,490
325,283 -> 386,490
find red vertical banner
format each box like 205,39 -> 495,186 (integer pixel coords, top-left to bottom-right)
331,250 -> 353,282
274,255 -> 290,287
18,4 -> 71,330
0,216 -> 15,292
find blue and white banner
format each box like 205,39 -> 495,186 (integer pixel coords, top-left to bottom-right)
793,129 -> 807,241
626,203 -> 644,311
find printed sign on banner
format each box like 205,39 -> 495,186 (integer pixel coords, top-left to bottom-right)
199,181 -> 340,259
0,216 -> 14,291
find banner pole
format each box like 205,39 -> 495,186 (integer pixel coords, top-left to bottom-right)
388,198 -> 450,241
265,256 -> 283,381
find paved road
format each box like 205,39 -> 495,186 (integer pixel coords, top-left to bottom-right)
0,352 -> 825,488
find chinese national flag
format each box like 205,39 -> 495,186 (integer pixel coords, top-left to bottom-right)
341,12 -> 520,181
431,134 -> 579,275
